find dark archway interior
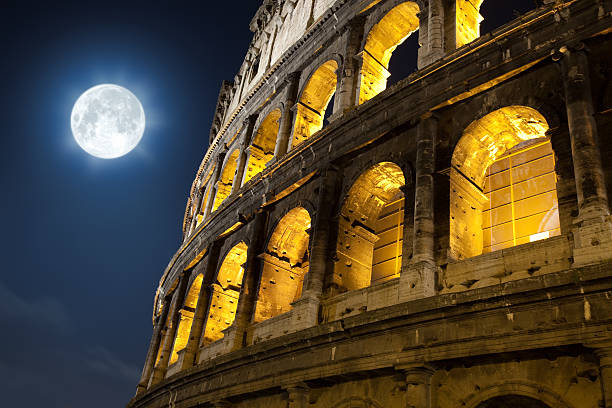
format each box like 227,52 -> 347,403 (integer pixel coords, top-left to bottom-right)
480,0 -> 539,34
476,395 -> 551,408
387,30 -> 420,86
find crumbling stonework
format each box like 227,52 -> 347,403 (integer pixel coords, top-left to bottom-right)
130,1 -> 612,407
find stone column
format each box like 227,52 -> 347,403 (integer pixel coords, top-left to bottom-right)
233,116 -> 257,193
203,151 -> 227,220
179,243 -> 221,370
595,346 -> 612,408
188,188 -> 205,234
400,114 -> 437,302
274,72 -> 301,158
136,295 -> 171,395
149,272 -> 191,386
395,363 -> 436,408
293,167 -> 340,329
557,44 -> 612,265
428,0 -> 444,62
285,383 -> 310,408
559,45 -> 609,219
335,16 -> 365,115
224,209 -> 269,350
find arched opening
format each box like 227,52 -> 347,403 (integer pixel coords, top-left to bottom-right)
455,0 -> 537,48
212,149 -> 240,212
194,165 -> 216,228
476,395 -> 551,408
169,274 -> 203,365
335,162 -> 406,291
253,207 -> 311,322
450,106 -> 560,259
292,60 -> 338,149
202,242 -> 248,345
243,108 -> 281,184
359,2 -> 420,104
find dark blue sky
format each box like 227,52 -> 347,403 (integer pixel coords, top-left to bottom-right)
0,1 -> 535,407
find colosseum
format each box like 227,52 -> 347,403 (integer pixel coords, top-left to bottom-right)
129,1 -> 612,407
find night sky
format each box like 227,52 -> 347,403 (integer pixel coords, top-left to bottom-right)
0,1 -> 536,407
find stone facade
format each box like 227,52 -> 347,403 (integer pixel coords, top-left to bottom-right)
129,1 -> 612,407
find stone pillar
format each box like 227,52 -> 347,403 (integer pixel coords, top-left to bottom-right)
400,115 -> 437,302
136,296 -> 171,395
224,209 -> 269,350
335,16 -> 365,115
557,44 -> 612,266
179,243 -> 221,370
598,347 -> 612,408
149,272 -> 191,386
188,188 -> 205,234
285,383 -> 310,408
233,116 -> 257,193
395,363 -> 436,408
559,45 -> 609,219
294,167 -> 339,329
274,72 -> 301,158
428,0 -> 444,62
203,152 -> 227,220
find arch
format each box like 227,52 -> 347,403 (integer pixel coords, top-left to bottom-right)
465,382 -> 573,408
212,149 -> 240,212
169,274 -> 203,365
455,0 -> 484,48
202,242 -> 248,344
450,106 -> 561,259
193,164 -> 216,228
335,162 -> 406,291
243,108 -> 282,184
291,60 -> 338,149
359,2 -> 420,104
476,395 -> 550,408
253,207 -> 312,322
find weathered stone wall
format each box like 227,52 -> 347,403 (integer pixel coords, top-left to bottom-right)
132,0 -> 612,407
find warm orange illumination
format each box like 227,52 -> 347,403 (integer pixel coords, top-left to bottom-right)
212,149 -> 240,211
335,162 -> 405,291
359,2 -> 420,104
169,274 -> 203,365
450,106 -> 559,259
482,140 -> 560,253
254,207 -> 311,322
455,0 -> 483,48
243,109 -> 281,184
292,60 -> 338,149
202,242 -> 247,344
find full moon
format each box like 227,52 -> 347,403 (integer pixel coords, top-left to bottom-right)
71,84 -> 145,159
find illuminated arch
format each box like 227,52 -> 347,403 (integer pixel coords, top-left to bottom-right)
169,274 -> 203,365
291,60 -> 338,149
335,162 -> 406,291
450,106 -> 560,259
253,207 -> 311,322
202,242 -> 248,344
212,149 -> 240,211
192,165 -> 216,229
243,108 -> 281,184
358,2 -> 420,104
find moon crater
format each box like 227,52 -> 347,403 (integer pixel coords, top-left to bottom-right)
71,84 -> 145,159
